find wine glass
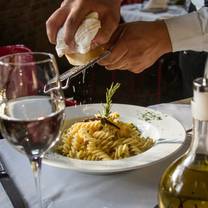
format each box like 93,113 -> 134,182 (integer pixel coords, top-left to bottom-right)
0,52 -> 65,208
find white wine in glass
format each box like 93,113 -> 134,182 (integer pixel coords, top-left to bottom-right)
0,52 -> 65,208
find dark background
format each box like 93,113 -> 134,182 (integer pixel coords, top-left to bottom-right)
0,0 -> 183,106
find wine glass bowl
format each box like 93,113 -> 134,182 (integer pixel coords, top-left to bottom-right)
0,52 -> 65,208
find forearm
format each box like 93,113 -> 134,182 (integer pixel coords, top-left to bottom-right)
165,7 -> 208,52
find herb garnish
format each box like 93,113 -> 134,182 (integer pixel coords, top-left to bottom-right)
103,82 -> 120,117
97,82 -> 121,129
139,111 -> 162,122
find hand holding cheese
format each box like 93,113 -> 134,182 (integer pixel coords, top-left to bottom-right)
46,0 -> 121,53
56,12 -> 106,65
99,22 -> 172,73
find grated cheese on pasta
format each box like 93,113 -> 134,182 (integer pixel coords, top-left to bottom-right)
56,113 -> 154,161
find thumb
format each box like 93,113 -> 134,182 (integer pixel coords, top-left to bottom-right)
93,17 -> 118,46
104,24 -> 126,50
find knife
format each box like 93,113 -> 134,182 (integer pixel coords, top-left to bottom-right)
0,154 -> 27,208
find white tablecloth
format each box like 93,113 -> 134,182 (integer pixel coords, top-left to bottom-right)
0,103 -> 192,208
121,4 -> 187,22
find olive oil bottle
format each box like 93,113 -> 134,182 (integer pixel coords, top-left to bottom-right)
159,77 -> 208,208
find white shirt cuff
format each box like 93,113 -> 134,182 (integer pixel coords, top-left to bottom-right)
165,7 -> 208,52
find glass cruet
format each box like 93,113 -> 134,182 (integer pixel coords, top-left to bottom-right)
158,77 -> 208,208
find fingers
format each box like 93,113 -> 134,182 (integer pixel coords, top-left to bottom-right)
46,0 -> 121,52
46,7 -> 69,44
64,7 -> 89,48
100,47 -> 128,69
92,1 -> 120,46
93,16 -> 118,46
105,61 -> 149,74
98,28 -> 127,66
99,45 -> 156,74
106,24 -> 126,50
105,63 -> 128,70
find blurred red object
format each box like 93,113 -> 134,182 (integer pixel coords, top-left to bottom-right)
0,45 -> 37,98
0,45 -> 78,106
65,98 -> 79,106
0,44 -> 31,57
0,45 -> 32,139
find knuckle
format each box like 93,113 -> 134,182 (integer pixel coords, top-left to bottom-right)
107,66 -> 116,70
129,67 -> 140,73
46,18 -> 54,29
61,0 -> 71,7
100,36 -> 109,44
98,58 -> 108,65
133,69 -> 141,74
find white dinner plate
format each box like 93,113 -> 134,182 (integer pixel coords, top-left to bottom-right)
43,103 -> 186,174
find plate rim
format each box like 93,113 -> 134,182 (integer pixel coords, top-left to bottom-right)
43,103 -> 186,174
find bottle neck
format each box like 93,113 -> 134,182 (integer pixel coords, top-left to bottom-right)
190,118 -> 208,155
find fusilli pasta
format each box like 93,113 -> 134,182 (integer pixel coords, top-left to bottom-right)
56,113 -> 154,160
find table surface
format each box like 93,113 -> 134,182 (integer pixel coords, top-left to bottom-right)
121,3 -> 187,22
0,102 -> 192,208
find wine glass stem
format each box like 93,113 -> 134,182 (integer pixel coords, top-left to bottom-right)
31,157 -> 43,208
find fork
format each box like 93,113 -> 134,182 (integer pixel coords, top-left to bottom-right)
156,138 -> 183,144
156,128 -> 192,145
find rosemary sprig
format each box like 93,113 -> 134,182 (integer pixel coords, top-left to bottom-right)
103,82 -> 120,117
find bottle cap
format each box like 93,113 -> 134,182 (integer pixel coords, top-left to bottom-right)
192,77 -> 208,120
193,77 -> 208,92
